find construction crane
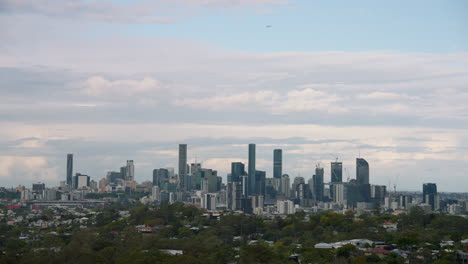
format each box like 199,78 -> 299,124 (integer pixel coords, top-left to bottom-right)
328,154 -> 340,163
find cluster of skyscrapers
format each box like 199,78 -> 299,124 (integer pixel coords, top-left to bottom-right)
145,143 -> 394,214
51,143 -> 446,215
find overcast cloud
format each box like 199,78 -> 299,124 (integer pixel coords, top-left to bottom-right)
0,0 -> 467,191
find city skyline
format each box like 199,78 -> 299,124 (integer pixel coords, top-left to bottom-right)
0,1 -> 467,191
8,143 -> 460,194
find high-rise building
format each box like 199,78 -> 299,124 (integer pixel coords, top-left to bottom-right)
126,160 -> 135,182
277,200 -> 294,215
423,183 -> 438,211
227,182 -> 243,211
189,163 -> 201,191
153,168 -> 170,189
332,183 -> 347,204
273,149 -> 282,179
248,144 -> 256,195
152,186 -> 161,202
371,185 -> 387,203
255,170 -> 266,196
76,174 -> 90,188
356,158 -> 369,185
106,171 -> 122,184
32,183 -> 45,193
202,193 -> 217,210
331,161 -> 342,183
191,163 -> 201,178
66,154 -> 73,187
152,169 -> 160,186
231,162 -> 246,183
313,168 -> 324,201
281,174 -> 290,198
292,177 -> 305,194
120,166 -> 127,181
178,144 -> 187,190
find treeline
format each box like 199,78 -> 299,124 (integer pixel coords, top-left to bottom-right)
0,203 -> 467,264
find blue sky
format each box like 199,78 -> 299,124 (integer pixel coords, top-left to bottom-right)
0,0 -> 467,191
117,0 -> 468,53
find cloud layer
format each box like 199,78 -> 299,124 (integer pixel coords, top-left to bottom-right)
0,2 -> 467,191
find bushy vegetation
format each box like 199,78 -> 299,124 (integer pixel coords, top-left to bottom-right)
0,203 -> 467,264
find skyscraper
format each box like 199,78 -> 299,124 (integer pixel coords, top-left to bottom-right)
248,144 -> 256,195
126,160 -> 134,181
231,162 -> 246,183
281,174 -> 290,198
255,170 -> 266,196
313,167 -> 324,201
178,144 -> 187,190
423,183 -> 438,211
189,163 -> 201,191
331,161 -> 342,183
66,154 -> 73,187
273,149 -> 282,179
356,158 -> 369,185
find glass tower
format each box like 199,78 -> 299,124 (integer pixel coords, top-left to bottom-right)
66,154 -> 73,187
356,158 -> 369,185
248,144 -> 256,195
273,149 -> 282,179
178,144 -> 187,190
331,161 -> 343,183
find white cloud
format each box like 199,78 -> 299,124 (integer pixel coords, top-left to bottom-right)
0,156 -> 58,183
356,91 -> 419,100
81,76 -> 163,97
0,0 -> 288,24
174,88 -> 346,113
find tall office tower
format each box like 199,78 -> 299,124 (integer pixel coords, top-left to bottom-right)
248,143 -> 256,195
120,166 -> 127,181
255,170 -> 266,196
152,169 -> 160,186
202,193 -> 217,211
281,174 -> 290,198
231,162 -> 246,183
313,167 -> 324,201
227,182 -> 236,210
76,174 -> 90,189
331,161 -> 343,183
151,186 -> 161,202
332,183 -> 347,204
423,183 -> 438,211
189,163 -> 201,191
126,160 -> 135,181
356,158 -> 369,185
66,154 -> 73,187
241,175 -> 248,197
191,163 -> 201,178
106,171 -> 121,184
371,185 -> 387,203
292,177 -> 305,196
273,149 -> 282,179
178,144 -> 187,190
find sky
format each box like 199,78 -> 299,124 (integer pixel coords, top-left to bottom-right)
0,0 -> 467,191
